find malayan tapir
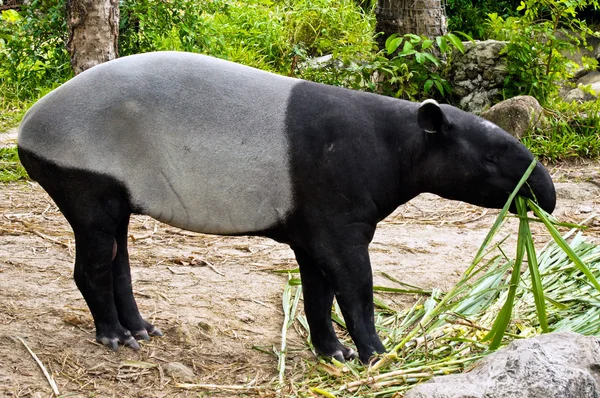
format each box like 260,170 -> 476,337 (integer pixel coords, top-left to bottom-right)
17,51 -> 556,364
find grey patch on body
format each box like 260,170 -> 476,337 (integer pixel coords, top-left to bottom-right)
18,52 -> 297,234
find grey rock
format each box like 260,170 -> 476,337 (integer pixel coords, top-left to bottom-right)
163,362 -> 196,382
562,74 -> 600,102
405,332 -> 600,398
577,71 -> 600,86
480,95 -> 544,139
563,87 -> 596,102
449,40 -> 508,113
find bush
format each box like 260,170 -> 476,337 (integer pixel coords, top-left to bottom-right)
0,0 -> 70,101
486,0 -> 599,104
119,0 -> 374,74
522,99 -> 600,162
446,0 -> 520,39
298,32 -> 467,100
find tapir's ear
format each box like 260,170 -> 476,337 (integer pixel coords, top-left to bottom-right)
418,99 -> 448,134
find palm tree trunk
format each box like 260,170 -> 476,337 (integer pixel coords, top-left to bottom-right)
66,0 -> 119,75
376,0 -> 447,48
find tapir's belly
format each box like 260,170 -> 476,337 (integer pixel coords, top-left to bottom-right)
18,52 -> 297,234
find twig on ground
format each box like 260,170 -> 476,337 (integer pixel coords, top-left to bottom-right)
16,336 -> 60,396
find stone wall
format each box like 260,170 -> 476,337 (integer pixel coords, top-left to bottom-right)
448,40 -> 508,114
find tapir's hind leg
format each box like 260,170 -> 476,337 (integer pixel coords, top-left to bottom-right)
292,247 -> 357,362
112,215 -> 162,341
72,220 -> 141,350
18,148 -> 159,350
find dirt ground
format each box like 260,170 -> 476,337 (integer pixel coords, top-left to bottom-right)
0,161 -> 599,397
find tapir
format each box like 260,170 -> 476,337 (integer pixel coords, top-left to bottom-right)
17,51 -> 556,364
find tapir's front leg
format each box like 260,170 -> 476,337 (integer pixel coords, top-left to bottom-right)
293,246 -> 357,361
301,230 -> 386,364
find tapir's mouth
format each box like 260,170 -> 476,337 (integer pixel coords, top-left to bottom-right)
511,166 -> 556,215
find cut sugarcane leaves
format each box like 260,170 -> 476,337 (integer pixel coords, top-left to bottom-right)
277,160 -> 600,395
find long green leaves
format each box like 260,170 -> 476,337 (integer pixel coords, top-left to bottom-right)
280,157 -> 600,396
530,200 -> 600,291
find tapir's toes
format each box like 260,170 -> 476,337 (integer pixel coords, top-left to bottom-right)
97,328 -> 140,351
133,329 -> 151,341
98,336 -> 121,351
344,348 -> 358,360
330,350 -> 346,362
317,342 -> 358,362
124,336 -> 141,350
148,325 -> 163,337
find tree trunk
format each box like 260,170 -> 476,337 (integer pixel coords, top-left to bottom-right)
66,0 -> 119,75
376,0 -> 447,48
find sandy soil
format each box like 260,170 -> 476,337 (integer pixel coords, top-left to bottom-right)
0,162 -> 599,397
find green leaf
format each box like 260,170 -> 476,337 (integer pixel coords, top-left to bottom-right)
386,36 -> 403,55
1,9 -> 21,23
434,79 -> 444,95
520,198 -> 548,332
422,39 -> 434,50
424,79 -> 434,93
415,52 -> 425,64
423,52 -> 440,66
452,31 -> 475,44
529,200 -> 600,292
484,197 -> 527,349
436,36 -> 448,53
446,33 -> 465,53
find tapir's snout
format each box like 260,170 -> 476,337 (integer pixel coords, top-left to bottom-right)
518,161 -> 556,214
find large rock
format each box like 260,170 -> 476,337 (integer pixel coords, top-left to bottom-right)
480,95 -> 544,139
448,40 -> 508,114
405,332 -> 600,398
562,71 -> 600,102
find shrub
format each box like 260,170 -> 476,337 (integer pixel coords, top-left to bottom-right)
522,99 -> 600,162
486,0 -> 600,104
298,32 -> 467,100
0,0 -> 70,101
446,0 -> 520,39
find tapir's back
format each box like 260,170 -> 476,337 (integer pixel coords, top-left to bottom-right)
18,52 -> 297,234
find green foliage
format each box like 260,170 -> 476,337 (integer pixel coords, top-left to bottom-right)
282,0 -> 375,58
0,0 -> 71,101
119,0 -> 288,72
522,99 -> 600,162
119,0 -> 374,73
486,0 -> 600,104
298,32 -> 467,100
0,146 -> 28,182
446,0 -> 520,39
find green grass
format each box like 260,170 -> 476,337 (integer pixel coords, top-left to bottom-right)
522,99 -> 600,162
0,146 -> 28,182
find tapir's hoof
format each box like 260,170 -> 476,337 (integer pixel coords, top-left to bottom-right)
331,348 -> 358,362
318,343 -> 358,362
96,328 -> 140,350
148,325 -> 163,337
97,334 -> 140,351
132,325 -> 163,341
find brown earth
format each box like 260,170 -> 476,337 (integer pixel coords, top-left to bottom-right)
0,162 -> 599,397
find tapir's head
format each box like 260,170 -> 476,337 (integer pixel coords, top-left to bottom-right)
414,99 -> 556,214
